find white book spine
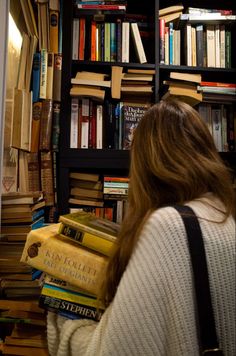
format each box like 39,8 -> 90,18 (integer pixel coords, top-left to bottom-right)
122,22 -> 130,63
72,19 -> 79,60
215,24 -> 220,68
96,104 -> 103,149
130,23 -> 147,64
81,121 -> 89,148
186,24 -> 192,66
116,200 -> 124,224
220,25 -> 225,68
206,25 -> 216,67
70,98 -> 79,148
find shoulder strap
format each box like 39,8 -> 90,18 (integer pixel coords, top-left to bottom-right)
173,205 -> 222,355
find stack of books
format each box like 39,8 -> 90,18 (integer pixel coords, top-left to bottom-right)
197,81 -> 236,103
0,192 -> 45,301
0,300 -> 48,355
162,71 -> 203,106
70,71 -> 109,102
21,211 -> 120,320
69,172 -> 104,208
121,68 -> 155,99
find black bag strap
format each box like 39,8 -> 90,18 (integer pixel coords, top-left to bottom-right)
173,205 -> 223,356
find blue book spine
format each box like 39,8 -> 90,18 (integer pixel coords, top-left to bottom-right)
32,53 -> 40,103
169,22 -> 174,65
32,208 -> 45,221
31,217 -> 45,229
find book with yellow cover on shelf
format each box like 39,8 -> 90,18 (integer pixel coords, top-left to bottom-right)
20,223 -> 108,295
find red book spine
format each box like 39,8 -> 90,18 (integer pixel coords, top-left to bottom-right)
77,4 -> 126,10
200,81 -> 236,88
79,18 -> 86,60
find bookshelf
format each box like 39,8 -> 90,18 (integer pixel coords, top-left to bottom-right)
58,0 -> 236,215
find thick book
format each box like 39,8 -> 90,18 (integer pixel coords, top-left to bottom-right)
39,294 -> 102,321
20,224 -> 108,295
39,99 -> 53,151
53,54 -> 62,102
31,102 -> 42,153
32,53 -> 41,103
70,86 -> 105,102
59,210 -> 120,242
159,5 -> 184,17
40,151 -> 55,206
49,10 -> 59,53
69,172 -> 100,182
59,222 -> 115,256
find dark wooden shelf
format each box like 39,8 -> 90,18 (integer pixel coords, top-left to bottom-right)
72,60 -> 156,69
159,65 -> 236,73
59,149 -> 130,169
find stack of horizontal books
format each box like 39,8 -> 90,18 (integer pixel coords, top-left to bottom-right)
21,210 -> 120,321
0,192 -> 45,300
69,172 -> 104,208
0,300 -> 48,356
162,71 -> 203,106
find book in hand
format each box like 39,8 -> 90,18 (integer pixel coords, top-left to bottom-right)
59,210 -> 120,242
20,224 -> 108,295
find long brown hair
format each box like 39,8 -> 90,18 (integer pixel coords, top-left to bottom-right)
101,99 -> 235,305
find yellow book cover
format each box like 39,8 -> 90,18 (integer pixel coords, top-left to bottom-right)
20,224 -> 108,295
59,211 -> 120,242
59,223 -> 116,256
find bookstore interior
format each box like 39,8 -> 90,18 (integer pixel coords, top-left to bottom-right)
0,0 -> 235,354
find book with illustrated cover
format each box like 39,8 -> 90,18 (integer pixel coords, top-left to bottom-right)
20,224 -> 108,295
122,104 -> 148,149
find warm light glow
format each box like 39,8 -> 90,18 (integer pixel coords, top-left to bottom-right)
8,13 -> 22,51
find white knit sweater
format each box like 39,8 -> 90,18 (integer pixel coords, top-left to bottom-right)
47,194 -> 236,356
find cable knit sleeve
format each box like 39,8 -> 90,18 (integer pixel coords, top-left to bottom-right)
47,203 -> 236,356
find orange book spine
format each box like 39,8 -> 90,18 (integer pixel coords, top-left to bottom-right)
91,20 -> 96,61
79,18 -> 86,60
49,10 -> 59,53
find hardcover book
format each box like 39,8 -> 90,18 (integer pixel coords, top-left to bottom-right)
20,224 -> 108,295
59,210 -> 120,242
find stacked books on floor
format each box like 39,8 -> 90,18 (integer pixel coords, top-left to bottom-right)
0,300 -> 48,356
21,211 -> 120,321
0,192 -> 45,301
162,71 -> 203,106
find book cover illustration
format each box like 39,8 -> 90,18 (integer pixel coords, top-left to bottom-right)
122,105 -> 147,149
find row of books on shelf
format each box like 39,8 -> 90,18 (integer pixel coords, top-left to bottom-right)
72,16 -> 149,63
70,67 -> 154,102
70,97 -> 149,150
159,22 -> 232,68
68,172 -> 128,223
12,98 -> 60,153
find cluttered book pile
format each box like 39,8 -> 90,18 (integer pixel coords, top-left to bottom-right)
20,211 -> 120,321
